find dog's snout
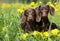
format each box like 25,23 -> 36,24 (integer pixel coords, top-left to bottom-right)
42,12 -> 46,17
27,15 -> 33,21
28,15 -> 32,19
36,16 -> 41,22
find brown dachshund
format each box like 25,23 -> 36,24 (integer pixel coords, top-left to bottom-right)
20,8 -> 36,33
35,4 -> 57,31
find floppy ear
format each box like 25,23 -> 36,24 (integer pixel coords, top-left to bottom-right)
48,5 -> 55,16
20,11 -> 26,23
35,6 -> 41,22
32,9 -> 36,17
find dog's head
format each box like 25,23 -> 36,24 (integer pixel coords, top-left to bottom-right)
20,9 -> 36,22
35,4 -> 55,22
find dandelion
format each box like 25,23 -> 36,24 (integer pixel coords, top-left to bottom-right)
33,31 -> 43,37
46,1 -> 59,11
50,4 -> 55,8
20,33 -> 28,40
55,5 -> 59,11
21,4 -> 26,9
54,2 -> 58,5
2,27 -> 7,32
43,32 -> 49,37
46,2 -> 59,11
46,2 -> 55,8
46,2 -> 52,5
30,2 -> 35,7
33,31 -> 40,36
17,9 -> 23,13
51,29 -> 59,36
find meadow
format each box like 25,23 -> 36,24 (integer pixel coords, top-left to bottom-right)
0,2 -> 60,41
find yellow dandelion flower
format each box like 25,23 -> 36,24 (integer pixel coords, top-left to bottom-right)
43,32 -> 49,37
55,5 -> 59,11
55,7 -> 58,11
17,9 -> 23,13
50,4 -> 55,8
46,2 -> 51,5
30,2 -> 35,7
51,29 -> 59,36
46,2 -> 55,9
20,33 -> 28,40
54,2 -> 58,5
33,31 -> 39,36
25,33 -> 29,36
33,31 -> 43,37
21,4 -> 26,9
2,27 -> 7,32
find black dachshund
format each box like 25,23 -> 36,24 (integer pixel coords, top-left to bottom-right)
35,4 -> 57,31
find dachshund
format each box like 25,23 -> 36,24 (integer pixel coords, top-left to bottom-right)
20,8 -> 36,33
35,4 -> 57,31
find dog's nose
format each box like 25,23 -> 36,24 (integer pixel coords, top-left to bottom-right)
42,12 -> 47,17
28,15 -> 32,19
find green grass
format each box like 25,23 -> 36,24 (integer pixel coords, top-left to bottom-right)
0,7 -> 23,41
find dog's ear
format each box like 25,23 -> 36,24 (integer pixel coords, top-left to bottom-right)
35,6 -> 41,22
32,9 -> 36,16
20,10 -> 26,23
47,5 -> 55,16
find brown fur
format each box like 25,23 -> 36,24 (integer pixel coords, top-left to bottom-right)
35,4 -> 57,31
20,8 -> 36,33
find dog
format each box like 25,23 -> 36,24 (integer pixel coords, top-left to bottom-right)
20,8 -> 36,33
35,4 -> 57,31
